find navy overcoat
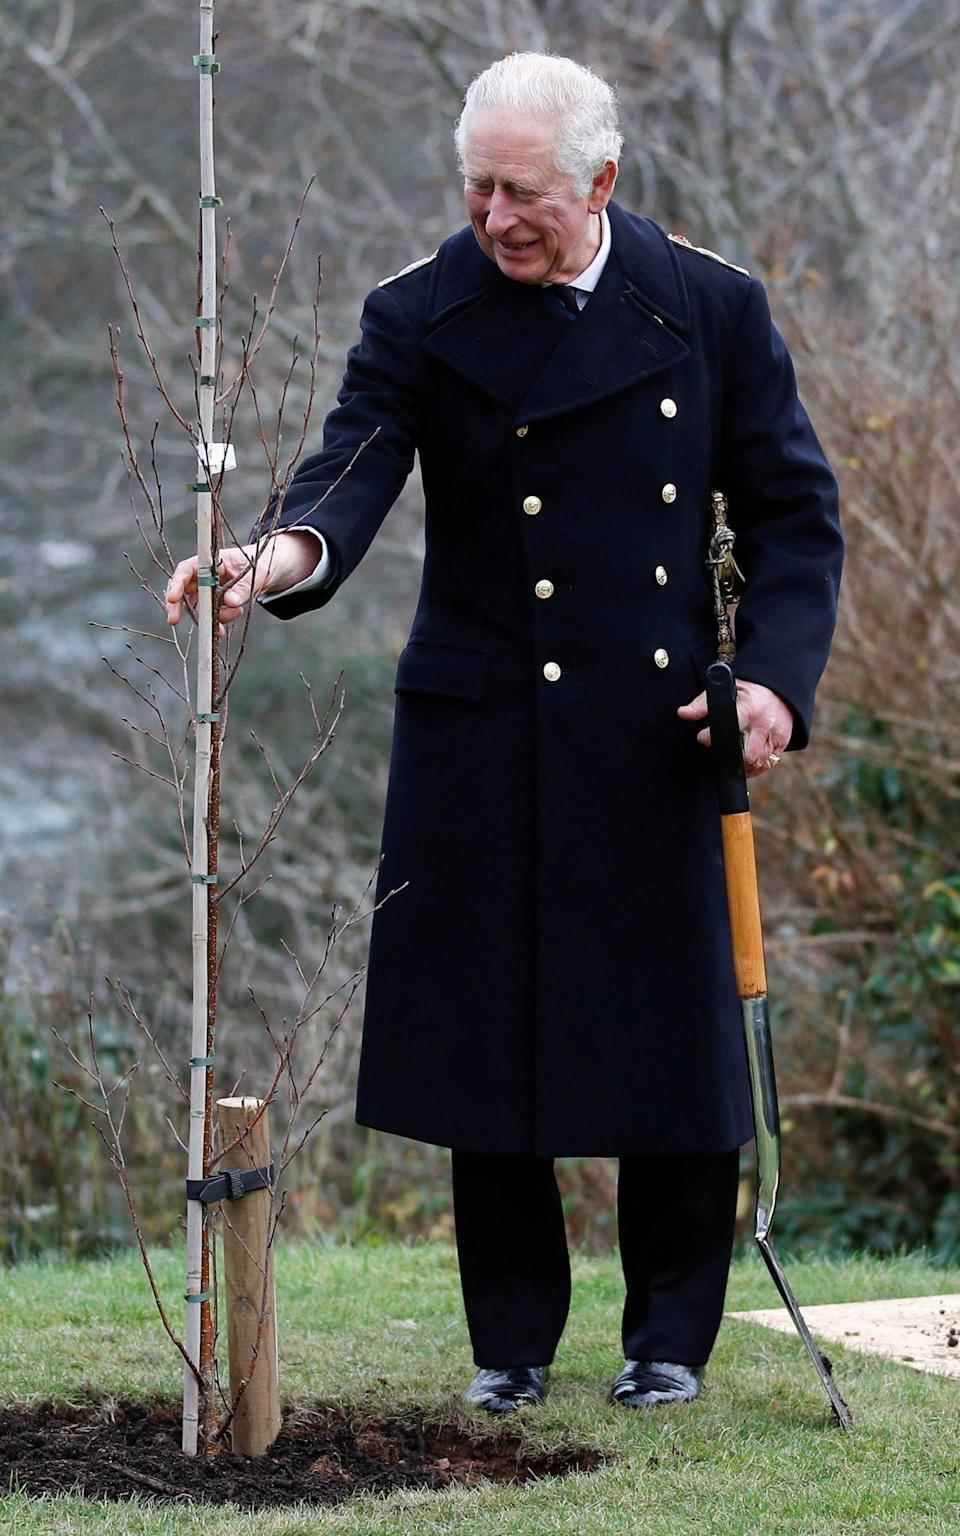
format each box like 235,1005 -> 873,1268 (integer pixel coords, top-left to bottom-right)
256,202 -> 842,1157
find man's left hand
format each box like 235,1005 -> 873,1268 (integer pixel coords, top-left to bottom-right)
677,680 -> 793,777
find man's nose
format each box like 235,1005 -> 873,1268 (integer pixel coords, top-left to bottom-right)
484,190 -> 516,238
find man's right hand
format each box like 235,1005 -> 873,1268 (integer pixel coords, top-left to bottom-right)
165,532 -> 321,628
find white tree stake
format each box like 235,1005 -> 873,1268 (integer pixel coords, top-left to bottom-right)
183,0 -> 219,1458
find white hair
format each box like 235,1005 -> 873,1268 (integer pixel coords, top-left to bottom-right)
454,53 -> 623,197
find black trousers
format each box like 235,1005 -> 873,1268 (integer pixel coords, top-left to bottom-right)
451,1148 -> 740,1368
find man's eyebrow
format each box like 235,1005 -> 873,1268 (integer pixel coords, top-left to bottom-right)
465,173 -> 541,196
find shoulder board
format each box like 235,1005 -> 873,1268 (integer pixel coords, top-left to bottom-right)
378,251 -> 438,288
668,232 -> 749,277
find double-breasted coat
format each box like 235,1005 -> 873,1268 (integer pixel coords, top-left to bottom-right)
256,202 -> 843,1158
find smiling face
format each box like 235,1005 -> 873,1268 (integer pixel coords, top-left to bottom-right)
462,108 -> 617,286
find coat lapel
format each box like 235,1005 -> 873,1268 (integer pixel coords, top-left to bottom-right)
422,259 -> 572,409
421,204 -> 691,419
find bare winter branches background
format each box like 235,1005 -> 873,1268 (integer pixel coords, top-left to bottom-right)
2,0 -> 959,1258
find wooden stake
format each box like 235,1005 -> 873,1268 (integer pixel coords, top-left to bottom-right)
217,1097 -> 282,1457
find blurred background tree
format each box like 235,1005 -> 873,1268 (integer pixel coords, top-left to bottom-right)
2,0 -> 959,1260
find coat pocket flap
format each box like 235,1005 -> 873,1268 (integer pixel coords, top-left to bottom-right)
395,642 -> 490,701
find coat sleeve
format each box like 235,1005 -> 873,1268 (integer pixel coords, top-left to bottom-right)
716,278 -> 843,750
248,282 -> 421,620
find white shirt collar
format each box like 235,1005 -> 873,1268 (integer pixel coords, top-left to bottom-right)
568,208 -> 612,294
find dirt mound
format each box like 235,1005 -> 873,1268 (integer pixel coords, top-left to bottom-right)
1,1398 -> 605,1509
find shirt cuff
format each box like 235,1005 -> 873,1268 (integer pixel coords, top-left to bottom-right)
257,527 -> 331,606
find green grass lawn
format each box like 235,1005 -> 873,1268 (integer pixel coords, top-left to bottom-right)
1,1242 -> 958,1534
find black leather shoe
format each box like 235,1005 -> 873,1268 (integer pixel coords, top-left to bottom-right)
610,1359 -> 703,1408
464,1366 -> 549,1415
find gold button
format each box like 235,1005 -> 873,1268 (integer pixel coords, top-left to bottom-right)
543,661 -> 561,682
523,495 -> 542,515
654,648 -> 670,669
655,565 -> 668,585
661,483 -> 677,504
660,398 -> 678,419
535,579 -> 554,600
516,425 -> 529,438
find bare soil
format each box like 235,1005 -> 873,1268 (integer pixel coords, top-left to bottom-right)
728,1293 -> 960,1379
0,1397 -> 605,1510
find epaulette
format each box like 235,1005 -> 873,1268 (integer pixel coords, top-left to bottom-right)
668,232 -> 749,277
378,251 -> 438,288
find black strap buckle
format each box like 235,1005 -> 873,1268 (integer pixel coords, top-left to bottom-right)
186,1161 -> 275,1205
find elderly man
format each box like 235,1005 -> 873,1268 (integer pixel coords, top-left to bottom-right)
167,53 -> 842,1414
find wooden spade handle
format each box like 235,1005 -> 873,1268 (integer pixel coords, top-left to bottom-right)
720,813 -> 768,997
706,662 -> 768,999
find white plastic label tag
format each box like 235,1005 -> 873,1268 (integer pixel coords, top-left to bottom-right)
197,442 -> 237,473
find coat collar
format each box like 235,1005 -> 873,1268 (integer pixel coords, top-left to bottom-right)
421,204 -> 691,421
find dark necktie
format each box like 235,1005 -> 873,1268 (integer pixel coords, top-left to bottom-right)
543,283 -> 582,319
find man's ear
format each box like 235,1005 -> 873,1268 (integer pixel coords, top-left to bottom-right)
588,159 -> 618,214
